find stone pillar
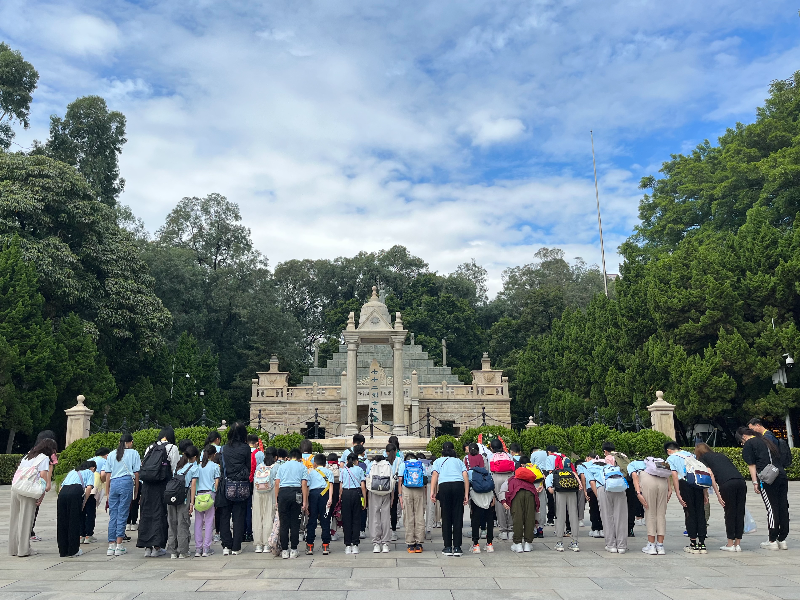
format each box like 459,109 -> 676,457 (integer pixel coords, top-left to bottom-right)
647,390 -> 677,441
526,416 -> 537,429
392,335 -> 406,435
65,395 -> 93,447
411,370 -> 420,436
344,335 -> 359,436
340,370 -> 347,436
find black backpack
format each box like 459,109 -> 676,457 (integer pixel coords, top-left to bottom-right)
778,439 -> 792,469
164,469 -> 187,506
140,444 -> 172,483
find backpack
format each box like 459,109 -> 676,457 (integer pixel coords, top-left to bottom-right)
470,466 -> 495,493
403,460 -> 425,488
514,466 -> 538,484
603,465 -> 628,493
164,468 -> 188,506
267,514 -> 281,556
611,452 -> 632,480
302,455 -> 315,469
524,464 -> 544,482
644,457 -> 672,478
489,452 -> 515,473
553,467 -> 580,492
553,453 -> 572,470
683,455 -> 712,488
254,463 -> 273,492
140,444 -> 172,483
366,460 -> 394,495
778,438 -> 792,469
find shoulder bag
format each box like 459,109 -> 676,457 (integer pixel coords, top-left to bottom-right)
758,444 -> 780,485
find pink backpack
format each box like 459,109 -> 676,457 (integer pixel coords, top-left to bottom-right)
490,452 -> 515,473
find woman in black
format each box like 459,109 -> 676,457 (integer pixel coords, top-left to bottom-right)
695,442 -> 746,551
137,427 -> 179,557
739,426 -> 789,550
218,422 -> 252,555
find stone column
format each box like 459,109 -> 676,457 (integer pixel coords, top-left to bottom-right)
65,395 -> 93,447
392,334 -> 406,435
340,370 -> 347,436
411,370 -> 420,436
344,335 -> 359,436
647,390 -> 677,441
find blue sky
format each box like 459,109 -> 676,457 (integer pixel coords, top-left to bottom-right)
2,1 -> 798,294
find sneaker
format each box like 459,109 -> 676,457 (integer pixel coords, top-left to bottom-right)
720,545 -> 737,552
213,533 -> 221,542
510,543 -> 523,553
205,548 -> 214,556
643,543 -> 658,555
523,542 -> 533,552
281,550 -> 289,559
126,524 -> 131,531
684,543 -> 698,554
778,541 -> 789,550
231,550 -> 241,555
408,545 -> 416,553
114,545 -> 126,556
306,543 -> 314,555
144,547 -> 152,558
202,550 -> 209,557
69,549 -> 83,557
443,546 -> 454,556
154,548 -> 167,557
390,531 -> 397,542
599,530 -> 604,536
533,529 -> 544,539
107,544 -> 115,556
656,544 -> 665,555
698,544 -> 707,554
382,543 -> 390,553
453,546 -> 463,556
331,532 -> 339,542
373,543 -> 381,553
485,543 -> 494,553
555,541 -> 564,552
131,524 -> 138,531
588,530 -> 597,538
359,531 -> 366,539
79,537 -> 86,545
683,530 -> 688,536
255,545 -> 263,553
85,536 -> 97,544
415,544 -> 423,553
546,521 -> 554,527
628,529 -> 635,537
223,548 -> 231,556
322,543 -> 330,555
345,546 -> 352,555
606,546 -> 618,553
171,553 -> 179,559
734,545 -> 742,552
30,535 -> 42,542
564,530 -> 572,537
498,531 -> 506,540
352,545 -> 359,554
195,550 -> 201,557
122,535 -> 131,542
569,541 -> 580,552
618,548 -> 627,554
578,520 -> 585,527
471,544 -> 481,554
761,540 -> 780,551
289,549 -> 298,559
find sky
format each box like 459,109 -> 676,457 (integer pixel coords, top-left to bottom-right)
2,1 -> 799,295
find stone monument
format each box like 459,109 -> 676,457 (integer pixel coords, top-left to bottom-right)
65,395 -> 93,446
647,390 -> 676,441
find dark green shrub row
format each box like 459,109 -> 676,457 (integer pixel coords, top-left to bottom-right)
0,454 -> 22,484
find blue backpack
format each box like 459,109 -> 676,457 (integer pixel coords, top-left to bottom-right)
403,460 -> 425,488
603,465 -> 628,493
470,466 -> 495,494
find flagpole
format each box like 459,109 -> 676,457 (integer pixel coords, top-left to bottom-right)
591,130 -> 609,298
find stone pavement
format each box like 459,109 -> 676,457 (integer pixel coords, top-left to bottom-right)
1,483 -> 800,600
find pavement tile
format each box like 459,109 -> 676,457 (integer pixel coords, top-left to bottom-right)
134,594 -> 243,600
242,593 -> 347,600
317,559 -> 396,568
442,567 -> 539,578
758,590 -> 800,600
165,568 -> 263,579
199,579 -> 303,591
452,591 -> 561,600
96,580 -> 204,593
28,594 -> 140,600
495,577 -> 602,590
399,577 -> 498,589
0,594 -> 39,600
657,589 -> 784,600
69,570 -> 173,581
558,592 -> 672,600
687,576 -> 798,588
258,568 -> 347,579
347,592 -> 454,600
352,567 -> 443,578
0,581 -> 104,593
590,577 -> 701,590
299,578 -> 398,590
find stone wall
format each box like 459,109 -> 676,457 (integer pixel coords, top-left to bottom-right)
415,399 -> 511,436
249,400 -> 342,436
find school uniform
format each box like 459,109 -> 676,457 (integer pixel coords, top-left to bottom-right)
433,456 -> 467,549
629,460 -> 668,538
106,449 -> 141,543
596,465 -> 628,551
194,460 -> 220,553
468,469 -> 494,546
252,459 -> 275,550
488,455 -> 514,537
530,450 -> 548,530
575,463 -> 587,525
544,453 -> 557,523
340,464 -> 365,546
668,450 -> 707,544
167,462 -> 198,557
398,460 -> 426,546
546,473 -> 578,543
367,460 -> 393,545
584,461 -> 605,533
58,469 -> 93,556
82,455 -> 106,539
306,464 -> 333,546
276,460 -> 308,551
388,456 -> 403,534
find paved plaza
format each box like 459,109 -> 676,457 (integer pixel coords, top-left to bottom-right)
1,484 -> 800,600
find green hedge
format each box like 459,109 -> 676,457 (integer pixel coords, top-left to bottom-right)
0,454 -> 22,484
56,427 -> 324,477
426,435 -> 461,458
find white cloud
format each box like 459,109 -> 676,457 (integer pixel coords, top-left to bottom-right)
461,113 -> 526,147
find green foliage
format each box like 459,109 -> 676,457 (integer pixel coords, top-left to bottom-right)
0,42 -> 38,150
458,426 -> 519,452
56,433 -> 120,477
425,435 -> 461,458
0,454 -> 22,484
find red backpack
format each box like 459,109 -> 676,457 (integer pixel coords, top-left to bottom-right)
553,453 -> 574,472
490,452 -> 515,473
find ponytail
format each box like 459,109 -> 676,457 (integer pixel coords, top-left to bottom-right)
116,433 -> 133,462
346,454 -> 358,468
202,444 -> 217,468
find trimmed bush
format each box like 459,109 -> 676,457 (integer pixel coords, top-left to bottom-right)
426,435 -> 461,458
0,454 -> 22,484
458,426 -> 519,453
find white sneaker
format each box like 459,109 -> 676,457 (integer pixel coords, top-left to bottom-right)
345,545 -> 352,554
390,531 -> 397,542
642,543 -> 658,555
778,541 -> 788,550
734,545 -> 742,552
382,543 -> 390,553
289,549 -> 298,559
523,542 -> 533,552
254,545 -> 263,553
578,520 -> 585,527
195,550 -> 201,557
510,543 -> 523,553
331,532 -> 339,541
359,531 -> 366,539
281,550 -> 289,559
501,531 -> 509,540
588,530 -> 598,538
617,548 -> 627,554
352,545 -> 359,554
480,529 -> 486,539
171,553 -> 178,559
70,549 -> 83,557
143,547 -> 152,557
154,548 -> 166,557
484,543 -> 494,553
114,545 -> 126,556
720,545 -> 737,552
599,530 -> 604,536
125,524 -> 131,531
606,546 -> 618,553
107,544 -> 115,556
373,543 -> 381,553
656,544 -> 665,555
761,540 -> 780,551
231,550 -> 241,555
471,544 -> 481,553
223,548 -> 230,556
555,541 -> 564,552
131,524 -> 138,531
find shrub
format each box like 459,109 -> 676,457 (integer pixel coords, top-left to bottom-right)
458,426 -> 519,453
0,454 -> 22,484
426,435 -> 461,458
519,425 -> 571,456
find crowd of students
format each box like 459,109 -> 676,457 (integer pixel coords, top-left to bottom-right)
6,418 -> 793,558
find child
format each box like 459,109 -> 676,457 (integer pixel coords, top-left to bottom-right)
500,467 -> 540,553
245,434 -> 261,543
399,453 -> 426,553
253,447 -> 275,553
488,439 -> 515,541
340,448 -> 366,554
58,460 -> 96,557
275,448 -> 309,559
420,453 -> 439,535
194,445 -> 220,557
81,447 -> 109,544
431,441 -> 469,557
367,448 -> 395,553
167,445 -> 199,559
509,443 -> 523,468
466,443 -> 495,554
600,441 -> 629,553
305,454 -> 333,555
326,453 -> 341,541
105,434 -> 140,557
546,466 -> 581,552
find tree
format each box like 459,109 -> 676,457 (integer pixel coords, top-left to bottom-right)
453,259 -> 489,305
46,96 -> 127,206
0,42 -> 39,151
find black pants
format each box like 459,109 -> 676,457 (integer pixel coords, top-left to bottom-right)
625,486 -> 637,533
57,484 -> 83,557
341,489 -> 363,546
679,479 -> 707,542
761,477 -> 789,543
546,488 -> 555,522
219,500 -> 247,551
438,481 -> 465,549
307,489 -> 331,545
588,489 -> 603,531
127,493 -> 140,525
278,487 -> 302,550
390,490 -> 399,531
719,479 -> 747,540
81,495 -> 97,537
470,500 -> 493,544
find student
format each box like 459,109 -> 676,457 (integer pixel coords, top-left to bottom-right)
138,427 -> 179,558
599,441 -> 628,553
219,422 -> 254,556
431,441 -> 469,557
252,447 -> 275,553
367,449 -> 394,553
574,460 -> 587,529
629,458 -> 669,555
500,468 -> 538,552
340,447 -> 367,554
243,434 -> 262,543
584,455 -> 605,538
340,434 -> 366,466
695,442 -> 745,551
81,447 -> 109,544
195,445 -> 220,557
275,448 -> 309,559
105,434 -> 141,557
326,453 -> 341,541
9,439 -> 55,557
739,427 -> 789,550
665,441 -> 706,554
509,443 -> 523,467
167,445 -> 199,559
305,454 -> 333,555
387,438 -> 403,541
466,443 -> 495,553
203,430 -> 224,542
398,453 -> 426,553
488,439 -> 515,540
530,446 -> 548,537
420,452 -> 439,536
58,460 -> 96,558
355,447 -> 370,539
544,466 -> 580,552
28,430 -> 58,545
